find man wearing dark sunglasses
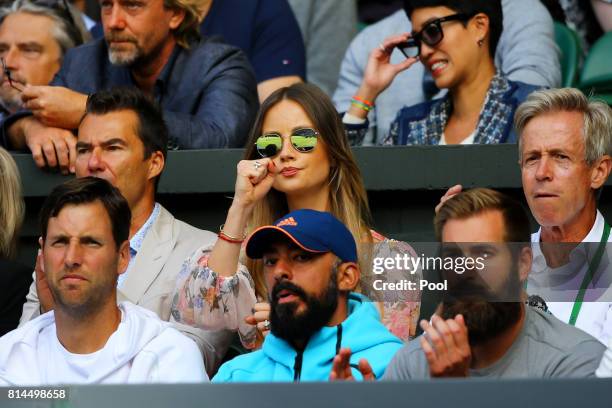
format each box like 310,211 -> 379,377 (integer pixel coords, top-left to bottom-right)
1,0 -> 258,173
0,0 -> 85,122
333,0 -> 559,144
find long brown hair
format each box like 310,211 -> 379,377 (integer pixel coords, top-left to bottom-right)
243,83 -> 373,299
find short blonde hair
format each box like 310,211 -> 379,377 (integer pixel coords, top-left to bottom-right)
515,88 -> 612,165
164,0 -> 210,48
0,148 -> 25,259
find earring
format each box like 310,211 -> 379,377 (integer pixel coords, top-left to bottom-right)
477,39 -> 484,47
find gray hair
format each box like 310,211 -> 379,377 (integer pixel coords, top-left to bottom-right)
0,0 -> 89,58
515,88 -> 612,165
0,147 -> 24,259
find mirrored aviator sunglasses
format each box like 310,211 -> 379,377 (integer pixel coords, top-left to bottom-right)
255,128 -> 319,158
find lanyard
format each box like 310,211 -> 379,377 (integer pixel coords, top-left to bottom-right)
568,222 -> 611,326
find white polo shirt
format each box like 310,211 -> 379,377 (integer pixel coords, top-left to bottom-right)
528,210 -> 612,345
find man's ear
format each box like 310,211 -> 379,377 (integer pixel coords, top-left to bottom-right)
590,155 -> 612,190
117,240 -> 130,276
337,262 -> 360,292
168,7 -> 186,30
38,236 -> 44,250
518,246 -> 533,283
147,151 -> 165,181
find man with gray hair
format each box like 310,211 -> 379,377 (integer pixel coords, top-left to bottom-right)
515,88 -> 612,345
0,0 -> 87,121
2,0 -> 258,173
439,88 -> 612,344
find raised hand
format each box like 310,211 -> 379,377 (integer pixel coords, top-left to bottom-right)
329,348 -> 375,381
359,34 -> 420,102
435,184 -> 463,214
35,247 -> 55,314
22,85 -> 88,129
420,314 -> 471,377
233,158 -> 277,210
244,301 -> 271,337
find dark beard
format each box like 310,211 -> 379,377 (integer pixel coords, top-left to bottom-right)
269,272 -> 338,348
441,264 -> 522,345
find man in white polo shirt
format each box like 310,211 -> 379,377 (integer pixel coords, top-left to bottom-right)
437,89 -> 612,344
515,89 -> 612,345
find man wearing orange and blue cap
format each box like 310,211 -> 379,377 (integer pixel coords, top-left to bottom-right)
213,209 -> 403,382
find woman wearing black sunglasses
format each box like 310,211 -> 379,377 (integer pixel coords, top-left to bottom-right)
171,83 -> 421,352
344,0 -> 541,145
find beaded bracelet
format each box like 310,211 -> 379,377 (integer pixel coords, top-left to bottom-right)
351,96 -> 374,112
352,95 -> 374,107
351,100 -> 373,112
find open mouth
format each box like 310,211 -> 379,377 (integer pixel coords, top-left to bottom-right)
429,60 -> 448,76
276,289 -> 300,304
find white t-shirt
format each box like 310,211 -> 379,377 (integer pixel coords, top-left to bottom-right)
528,210 -> 612,345
0,302 -> 208,385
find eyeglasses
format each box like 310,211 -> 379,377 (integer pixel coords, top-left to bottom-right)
397,13 -> 474,59
0,58 -> 23,92
255,128 -> 319,158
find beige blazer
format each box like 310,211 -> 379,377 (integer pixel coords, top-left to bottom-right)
19,205 -> 228,376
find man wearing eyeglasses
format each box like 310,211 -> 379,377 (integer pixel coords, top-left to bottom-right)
0,0 -> 85,122
1,0 -> 258,173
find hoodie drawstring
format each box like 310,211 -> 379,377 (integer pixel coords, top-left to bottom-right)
293,350 -> 303,382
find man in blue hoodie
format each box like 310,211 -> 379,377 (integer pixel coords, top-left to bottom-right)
213,209 -> 403,382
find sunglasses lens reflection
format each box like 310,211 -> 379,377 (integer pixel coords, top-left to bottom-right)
291,128 -> 318,152
256,135 -> 281,157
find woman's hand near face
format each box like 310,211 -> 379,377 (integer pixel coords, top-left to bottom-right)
233,158 -> 277,211
208,159 -> 277,277
348,34 -> 420,119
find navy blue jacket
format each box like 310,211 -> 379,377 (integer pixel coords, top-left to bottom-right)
3,37 -> 259,149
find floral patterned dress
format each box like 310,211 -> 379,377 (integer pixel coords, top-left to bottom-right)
170,244 -> 259,349
367,232 -> 421,341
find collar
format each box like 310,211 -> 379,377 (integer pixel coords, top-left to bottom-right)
154,43 -> 182,97
129,203 -> 161,256
530,210 -> 605,282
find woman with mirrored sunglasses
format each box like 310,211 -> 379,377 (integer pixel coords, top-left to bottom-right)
343,0 -> 541,146
171,83 -> 422,350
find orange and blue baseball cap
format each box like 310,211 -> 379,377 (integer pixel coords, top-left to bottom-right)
245,209 -> 358,263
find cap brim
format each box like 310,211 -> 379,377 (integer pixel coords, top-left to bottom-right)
245,226 -> 327,259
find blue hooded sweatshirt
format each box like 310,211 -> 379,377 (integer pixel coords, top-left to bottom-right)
213,293 -> 403,382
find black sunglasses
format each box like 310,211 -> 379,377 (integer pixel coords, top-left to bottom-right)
396,13 -> 474,59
